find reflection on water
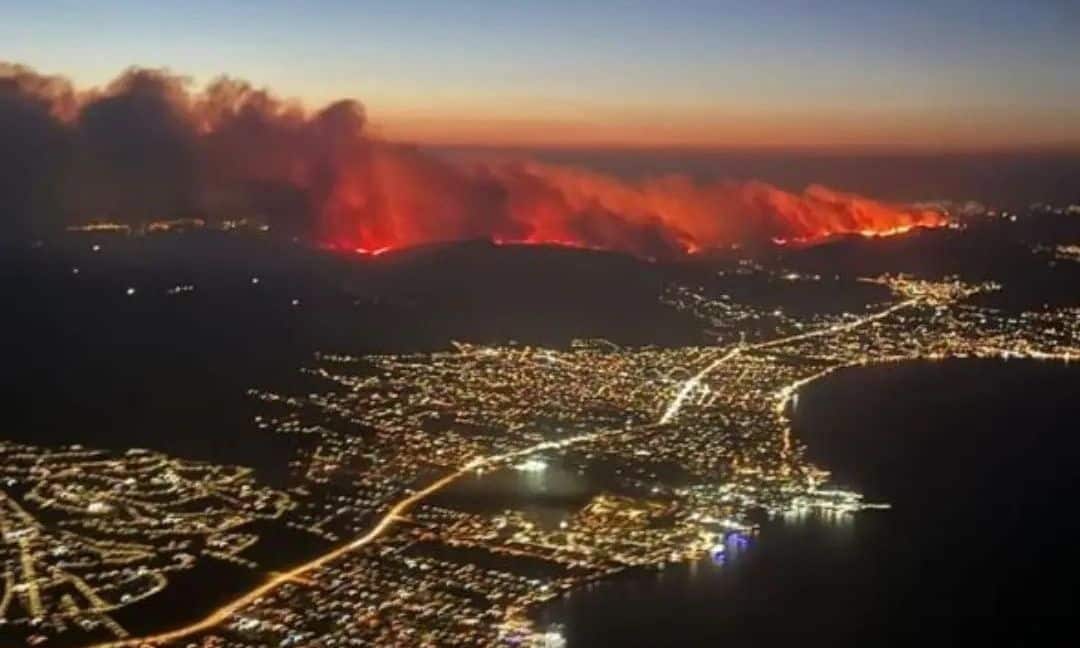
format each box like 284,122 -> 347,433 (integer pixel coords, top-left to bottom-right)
532,360 -> 1080,646
430,455 -> 600,529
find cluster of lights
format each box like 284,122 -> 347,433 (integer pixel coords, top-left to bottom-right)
137,266 -> 1080,648
166,284 -> 196,295
27,212 -> 1080,647
513,457 -> 548,473
0,442 -> 295,642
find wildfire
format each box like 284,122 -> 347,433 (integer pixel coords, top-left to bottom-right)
2,63 -> 949,258
318,159 -> 949,260
771,222 -> 943,247
355,246 -> 391,256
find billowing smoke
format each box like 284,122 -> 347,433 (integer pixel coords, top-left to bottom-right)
0,63 -> 945,257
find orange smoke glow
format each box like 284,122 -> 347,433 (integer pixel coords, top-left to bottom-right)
1,63 -> 948,256
318,158 -> 947,259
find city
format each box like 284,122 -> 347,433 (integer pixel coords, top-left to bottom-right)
4,3 -> 1080,643
6,241 -> 1075,645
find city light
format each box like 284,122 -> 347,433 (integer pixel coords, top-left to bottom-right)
514,458 -> 549,473
9,231 -> 1078,647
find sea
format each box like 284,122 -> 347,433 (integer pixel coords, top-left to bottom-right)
526,359 -> 1080,646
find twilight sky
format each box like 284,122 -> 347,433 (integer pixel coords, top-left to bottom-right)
3,0 -> 1078,151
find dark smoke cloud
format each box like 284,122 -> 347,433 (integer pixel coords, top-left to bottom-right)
0,64 -> 75,237
0,63 -> 945,256
76,69 -> 200,222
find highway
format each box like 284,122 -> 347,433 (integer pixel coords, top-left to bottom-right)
93,296 -> 925,647
91,431 -> 624,647
661,297 -> 922,426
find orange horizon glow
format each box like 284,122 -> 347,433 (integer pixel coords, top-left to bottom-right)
367,103 -> 1080,154
0,62 -> 986,260
20,63 -> 1080,155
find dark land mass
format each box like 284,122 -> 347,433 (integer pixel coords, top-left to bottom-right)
775,209 -> 1080,311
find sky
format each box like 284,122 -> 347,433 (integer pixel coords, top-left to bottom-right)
3,0 -> 1079,151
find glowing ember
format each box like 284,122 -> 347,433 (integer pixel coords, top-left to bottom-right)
354,246 -> 391,256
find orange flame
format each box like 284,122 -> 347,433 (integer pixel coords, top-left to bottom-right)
318,157 -> 947,259
0,63 -> 948,256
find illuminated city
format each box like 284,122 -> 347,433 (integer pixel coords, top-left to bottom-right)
7,236 -> 1076,644
5,2 -> 1080,644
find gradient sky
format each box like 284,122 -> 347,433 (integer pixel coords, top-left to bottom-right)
3,0 -> 1079,151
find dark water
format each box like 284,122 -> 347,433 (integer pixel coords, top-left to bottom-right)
430,455 -> 662,530
430,460 -> 602,529
536,359 -> 1080,646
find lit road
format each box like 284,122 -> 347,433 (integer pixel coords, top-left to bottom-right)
661,297 -> 921,425
93,296 -> 927,647
90,431 -> 623,647
660,347 -> 742,424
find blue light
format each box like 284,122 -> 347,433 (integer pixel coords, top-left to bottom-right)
726,532 -> 750,549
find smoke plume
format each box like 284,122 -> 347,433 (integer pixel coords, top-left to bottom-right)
0,63 -> 945,257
